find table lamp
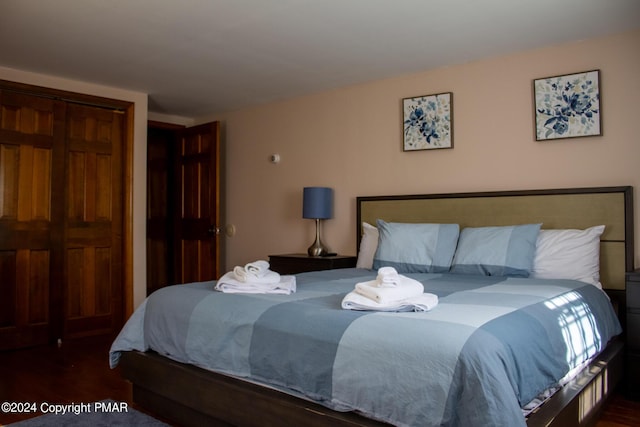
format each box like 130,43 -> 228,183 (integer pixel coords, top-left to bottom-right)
303,187 -> 333,257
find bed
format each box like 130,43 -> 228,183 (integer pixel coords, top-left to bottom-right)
111,186 -> 634,427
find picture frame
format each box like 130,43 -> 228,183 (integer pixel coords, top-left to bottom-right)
533,70 -> 601,141
402,92 -> 453,151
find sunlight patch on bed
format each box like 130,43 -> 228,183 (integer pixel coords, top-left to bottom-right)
544,291 -> 601,369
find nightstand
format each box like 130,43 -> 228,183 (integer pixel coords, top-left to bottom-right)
627,269 -> 640,399
269,253 -> 357,275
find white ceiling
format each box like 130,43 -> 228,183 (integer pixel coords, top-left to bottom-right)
1,0 -> 639,118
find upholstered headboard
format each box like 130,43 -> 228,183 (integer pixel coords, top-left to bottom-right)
357,186 -> 634,292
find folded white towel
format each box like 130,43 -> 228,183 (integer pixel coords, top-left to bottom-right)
245,260 -> 270,276
233,267 -> 281,284
232,260 -> 280,284
355,276 -> 424,304
342,291 -> 438,312
376,266 -> 401,287
233,265 -> 249,281
215,272 -> 296,294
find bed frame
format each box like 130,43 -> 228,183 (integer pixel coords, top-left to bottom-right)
120,186 -> 634,427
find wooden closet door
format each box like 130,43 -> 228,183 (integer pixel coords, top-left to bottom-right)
0,91 -> 66,350
64,103 -> 124,338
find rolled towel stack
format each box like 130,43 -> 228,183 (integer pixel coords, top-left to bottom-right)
215,260 -> 296,294
376,266 -> 401,287
232,260 -> 279,284
342,267 -> 438,312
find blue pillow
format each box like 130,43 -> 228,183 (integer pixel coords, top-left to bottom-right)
372,220 -> 460,273
450,224 -> 542,277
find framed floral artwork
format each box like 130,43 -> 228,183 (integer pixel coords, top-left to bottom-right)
533,70 -> 601,141
402,92 -> 453,151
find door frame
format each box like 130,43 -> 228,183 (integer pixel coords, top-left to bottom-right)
0,79 -> 135,327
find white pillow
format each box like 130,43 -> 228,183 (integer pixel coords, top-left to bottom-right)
356,222 -> 378,269
531,225 -> 605,288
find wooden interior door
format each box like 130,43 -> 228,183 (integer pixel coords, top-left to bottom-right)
175,122 -> 221,283
0,91 -> 65,350
63,103 -> 124,338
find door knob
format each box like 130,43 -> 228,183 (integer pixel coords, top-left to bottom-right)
208,226 -> 221,235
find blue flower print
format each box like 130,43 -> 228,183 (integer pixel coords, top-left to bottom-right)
535,71 -> 600,140
403,93 -> 452,150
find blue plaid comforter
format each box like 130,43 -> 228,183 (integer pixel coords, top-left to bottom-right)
110,268 -> 621,427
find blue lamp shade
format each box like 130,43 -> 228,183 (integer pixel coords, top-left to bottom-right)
303,187 -> 333,219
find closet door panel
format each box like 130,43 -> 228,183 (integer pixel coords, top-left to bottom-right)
30,148 -> 52,220
67,151 -> 86,221
96,154 -> 112,220
0,251 -> 17,327
27,250 -> 50,324
5,249 -> 50,327
0,91 -> 64,349
63,104 -> 123,338
0,144 -> 20,217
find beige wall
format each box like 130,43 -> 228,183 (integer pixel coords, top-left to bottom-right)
1,29 -> 637,309
201,29 -> 640,271
0,66 -> 150,308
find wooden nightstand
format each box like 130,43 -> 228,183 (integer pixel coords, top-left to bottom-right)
627,269 -> 640,399
269,253 -> 357,275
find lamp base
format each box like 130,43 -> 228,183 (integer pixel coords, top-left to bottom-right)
307,218 -> 331,257
307,240 -> 330,257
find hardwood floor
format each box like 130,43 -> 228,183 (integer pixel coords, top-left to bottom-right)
0,335 -> 134,426
0,335 -> 638,426
598,393 -> 640,427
